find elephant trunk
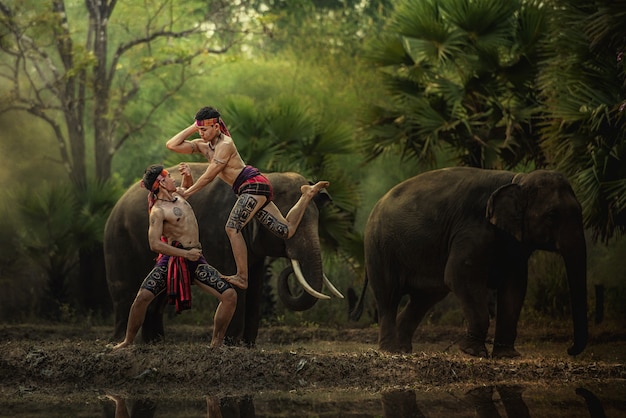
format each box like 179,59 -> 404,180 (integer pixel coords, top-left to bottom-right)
561,231 -> 588,356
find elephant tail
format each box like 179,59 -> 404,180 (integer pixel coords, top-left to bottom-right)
348,273 -> 368,321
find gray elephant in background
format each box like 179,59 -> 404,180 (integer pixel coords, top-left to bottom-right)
354,167 -> 587,358
105,163 -> 340,346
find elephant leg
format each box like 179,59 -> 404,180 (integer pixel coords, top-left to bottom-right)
242,259 -> 265,347
492,267 -> 527,358
456,291 -> 490,358
396,289 -> 448,352
446,244 -> 491,357
113,298 -> 133,340
373,281 -> 402,353
142,293 -> 167,343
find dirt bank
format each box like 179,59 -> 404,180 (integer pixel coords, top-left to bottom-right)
1,322 -> 625,400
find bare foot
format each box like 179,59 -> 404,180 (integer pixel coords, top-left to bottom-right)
301,181 -> 329,198
209,335 -> 224,349
209,340 -> 225,349
225,274 -> 248,290
110,341 -> 132,351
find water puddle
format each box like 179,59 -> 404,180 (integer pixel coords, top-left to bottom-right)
2,382 -> 624,417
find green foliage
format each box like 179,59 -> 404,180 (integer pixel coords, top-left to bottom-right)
0,0 -> 259,187
73,176 -> 126,246
588,235 -> 626,320
360,0 -> 547,170
256,0 -> 390,58
13,182 -> 79,317
10,178 -> 124,319
0,200 -> 43,322
537,0 -> 626,242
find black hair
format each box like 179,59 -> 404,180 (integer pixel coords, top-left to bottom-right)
195,106 -> 220,121
142,164 -> 164,192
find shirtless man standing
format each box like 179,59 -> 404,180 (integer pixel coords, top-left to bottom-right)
112,163 -> 237,350
166,106 -> 329,290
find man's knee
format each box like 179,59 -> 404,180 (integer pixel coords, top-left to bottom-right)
225,224 -> 239,238
221,288 -> 237,306
134,289 -> 155,306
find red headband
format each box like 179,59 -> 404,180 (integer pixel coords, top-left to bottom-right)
150,169 -> 169,192
196,116 -> 232,138
140,168 -> 169,213
196,118 -> 219,127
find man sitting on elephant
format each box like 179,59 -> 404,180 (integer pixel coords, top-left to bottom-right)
111,163 -> 237,350
166,106 -> 329,291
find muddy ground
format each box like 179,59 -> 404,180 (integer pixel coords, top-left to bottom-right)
0,324 -> 626,418
1,321 -> 625,415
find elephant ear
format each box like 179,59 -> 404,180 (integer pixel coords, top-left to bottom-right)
486,183 -> 523,242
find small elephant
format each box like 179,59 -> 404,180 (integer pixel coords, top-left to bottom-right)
104,163 -> 339,346
356,167 -> 588,358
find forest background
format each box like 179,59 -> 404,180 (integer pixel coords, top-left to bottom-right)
0,0 -> 624,333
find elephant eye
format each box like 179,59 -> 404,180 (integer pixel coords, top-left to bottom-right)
546,209 -> 559,223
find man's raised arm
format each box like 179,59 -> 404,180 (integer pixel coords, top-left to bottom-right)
166,123 -> 199,154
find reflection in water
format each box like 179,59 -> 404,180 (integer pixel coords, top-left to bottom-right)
380,386 -> 531,418
462,386 -> 529,418
381,389 -> 425,418
576,388 -> 607,418
100,385 -> 610,418
380,386 -> 609,418
210,395 -> 255,418
104,394 -> 157,418
104,393 -> 254,418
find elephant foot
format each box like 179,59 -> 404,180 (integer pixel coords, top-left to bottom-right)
491,344 -> 521,359
379,346 -> 408,354
397,343 -> 412,353
378,342 -> 407,354
225,274 -> 248,290
459,333 -> 488,358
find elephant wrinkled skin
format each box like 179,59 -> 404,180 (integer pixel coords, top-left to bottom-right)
104,163 -> 331,346
358,167 -> 588,358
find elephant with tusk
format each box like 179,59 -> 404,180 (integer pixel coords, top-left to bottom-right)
105,163 -> 341,346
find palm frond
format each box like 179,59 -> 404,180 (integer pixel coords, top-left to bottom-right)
364,34 -> 414,67
441,0 -> 519,53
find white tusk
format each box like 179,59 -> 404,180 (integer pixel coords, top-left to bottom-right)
323,274 -> 344,298
291,259 -> 330,300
